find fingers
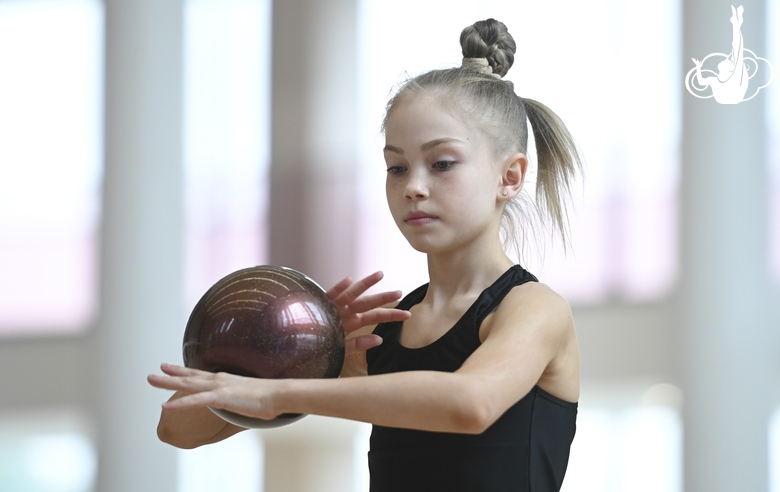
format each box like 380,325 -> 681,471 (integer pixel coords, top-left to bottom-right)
161,390 -> 220,411
148,373 -> 216,393
353,307 -> 411,328
345,334 -> 383,355
160,363 -> 206,377
326,276 -> 353,301
331,271 -> 385,306
340,307 -> 410,336
149,370 -> 252,412
149,364 -> 242,394
347,290 -> 403,313
327,272 -> 405,316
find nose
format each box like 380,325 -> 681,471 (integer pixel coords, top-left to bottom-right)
404,169 -> 429,200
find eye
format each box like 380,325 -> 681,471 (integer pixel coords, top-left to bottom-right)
432,160 -> 454,170
386,165 -> 407,175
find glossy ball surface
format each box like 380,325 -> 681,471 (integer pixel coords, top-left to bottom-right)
183,265 -> 344,428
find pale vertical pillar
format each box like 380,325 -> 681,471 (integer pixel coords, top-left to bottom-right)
269,0 -> 358,288
95,0 -> 184,490
680,1 -> 775,490
265,0 -> 365,490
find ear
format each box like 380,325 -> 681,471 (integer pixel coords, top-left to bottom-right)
498,152 -> 527,200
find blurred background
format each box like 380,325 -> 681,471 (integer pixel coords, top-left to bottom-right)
0,0 -> 778,490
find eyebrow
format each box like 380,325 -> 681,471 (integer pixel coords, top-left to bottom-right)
383,138 -> 463,155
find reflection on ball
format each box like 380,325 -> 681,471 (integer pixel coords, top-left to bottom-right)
183,265 -> 344,428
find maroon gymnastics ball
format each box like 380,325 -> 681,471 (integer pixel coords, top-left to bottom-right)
182,265 -> 345,428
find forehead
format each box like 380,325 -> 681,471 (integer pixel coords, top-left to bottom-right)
384,94 -> 485,147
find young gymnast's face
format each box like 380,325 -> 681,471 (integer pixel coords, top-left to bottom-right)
383,94 -> 508,254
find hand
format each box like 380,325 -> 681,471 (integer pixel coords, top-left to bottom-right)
692,58 -> 702,67
149,363 -> 279,420
326,271 -> 411,355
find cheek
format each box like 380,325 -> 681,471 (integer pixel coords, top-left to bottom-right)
385,179 -> 404,217
447,168 -> 494,200
459,178 -> 501,218
385,177 -> 397,199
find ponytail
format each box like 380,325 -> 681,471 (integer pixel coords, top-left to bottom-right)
522,98 -> 583,248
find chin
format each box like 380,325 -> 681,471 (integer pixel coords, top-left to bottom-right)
406,240 -> 434,253
401,236 -> 438,254
404,237 -> 457,256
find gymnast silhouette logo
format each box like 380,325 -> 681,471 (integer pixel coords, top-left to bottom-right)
685,5 -> 773,104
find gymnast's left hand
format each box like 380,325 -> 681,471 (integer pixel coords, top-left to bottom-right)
326,271 -> 411,355
148,363 -> 279,419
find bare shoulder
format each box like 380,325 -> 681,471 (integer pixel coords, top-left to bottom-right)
509,281 -> 571,310
485,281 -> 573,339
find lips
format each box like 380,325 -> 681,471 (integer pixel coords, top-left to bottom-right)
404,211 -> 437,225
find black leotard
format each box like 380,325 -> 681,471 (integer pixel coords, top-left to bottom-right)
366,265 -> 577,492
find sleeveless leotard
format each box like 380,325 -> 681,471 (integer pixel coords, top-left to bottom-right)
366,265 -> 577,492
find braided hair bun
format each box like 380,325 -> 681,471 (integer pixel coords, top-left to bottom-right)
459,19 -> 516,78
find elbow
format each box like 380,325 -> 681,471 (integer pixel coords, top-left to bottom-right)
452,389 -> 500,434
157,421 -> 199,450
156,422 -> 179,447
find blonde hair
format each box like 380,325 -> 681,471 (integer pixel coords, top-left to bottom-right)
383,19 -> 583,259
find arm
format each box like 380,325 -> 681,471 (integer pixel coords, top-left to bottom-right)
149,283 -> 578,434
157,392 -> 245,449
281,282 -> 577,433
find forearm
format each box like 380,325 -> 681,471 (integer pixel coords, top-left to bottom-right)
157,391 -> 244,448
275,371 -> 502,434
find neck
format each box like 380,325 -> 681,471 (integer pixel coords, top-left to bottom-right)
423,235 -> 514,305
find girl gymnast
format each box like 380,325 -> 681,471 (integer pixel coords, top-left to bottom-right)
150,18 -> 582,492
